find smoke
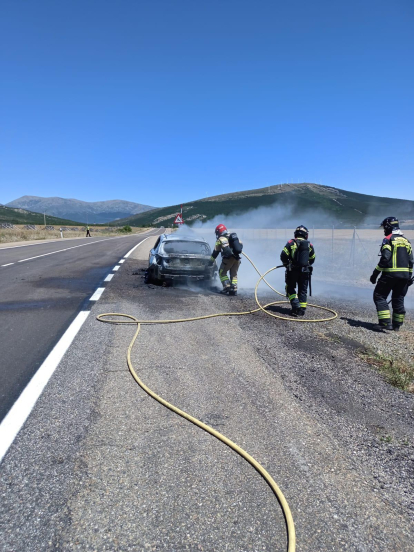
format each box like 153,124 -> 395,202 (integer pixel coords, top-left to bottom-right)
166,203 -> 414,308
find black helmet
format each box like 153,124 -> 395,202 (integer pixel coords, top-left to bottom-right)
380,217 -> 399,234
294,225 -> 309,239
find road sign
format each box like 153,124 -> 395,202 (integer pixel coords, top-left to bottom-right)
174,213 -> 184,224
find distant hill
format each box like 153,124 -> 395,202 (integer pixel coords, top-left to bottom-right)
6,196 -> 156,224
111,183 -> 414,229
0,204 -> 84,226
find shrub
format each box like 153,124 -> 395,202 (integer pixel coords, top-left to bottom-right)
118,225 -> 132,233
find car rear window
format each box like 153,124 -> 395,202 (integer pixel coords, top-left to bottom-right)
162,240 -> 210,255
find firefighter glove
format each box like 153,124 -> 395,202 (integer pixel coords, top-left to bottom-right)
308,266 -> 313,275
370,271 -> 379,284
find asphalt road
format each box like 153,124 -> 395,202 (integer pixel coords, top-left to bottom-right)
0,237 -> 413,551
0,231 -> 160,423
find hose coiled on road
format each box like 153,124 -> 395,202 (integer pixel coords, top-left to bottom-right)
97,254 -> 338,551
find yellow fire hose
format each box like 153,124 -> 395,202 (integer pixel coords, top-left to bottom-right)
97,254 -> 338,551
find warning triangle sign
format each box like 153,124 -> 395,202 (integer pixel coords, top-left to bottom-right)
174,213 -> 184,224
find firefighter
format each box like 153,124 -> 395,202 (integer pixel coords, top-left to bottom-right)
86,225 -> 91,237
211,224 -> 242,295
280,225 -> 316,316
370,217 -> 413,331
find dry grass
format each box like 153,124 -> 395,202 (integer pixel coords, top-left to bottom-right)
358,348 -> 414,392
0,226 -> 150,244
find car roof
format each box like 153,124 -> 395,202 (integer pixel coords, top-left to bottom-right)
160,233 -> 208,243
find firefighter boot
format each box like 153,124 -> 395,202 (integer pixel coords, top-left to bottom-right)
392,313 -> 404,331
297,308 -> 305,317
220,285 -> 231,295
376,321 -> 393,331
229,284 -> 237,296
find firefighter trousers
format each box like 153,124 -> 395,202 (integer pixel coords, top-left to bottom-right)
373,274 -> 409,327
285,268 -> 309,312
219,256 -> 241,289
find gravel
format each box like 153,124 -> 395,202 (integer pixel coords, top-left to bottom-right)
1,257 -> 413,551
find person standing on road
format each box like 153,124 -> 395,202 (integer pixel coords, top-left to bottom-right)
86,225 -> 91,237
280,225 -> 316,317
210,224 -> 243,296
370,217 -> 413,331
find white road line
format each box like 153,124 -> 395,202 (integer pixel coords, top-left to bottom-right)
104,274 -> 114,282
113,265 -> 120,271
1,263 -> 14,267
119,259 -> 125,264
16,237 -> 126,264
0,240 -> 66,250
2,233 -> 156,266
124,236 -> 152,258
0,233 -> 145,252
90,287 -> 105,301
0,311 -> 90,464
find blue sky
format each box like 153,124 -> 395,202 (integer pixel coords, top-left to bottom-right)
1,0 -> 413,207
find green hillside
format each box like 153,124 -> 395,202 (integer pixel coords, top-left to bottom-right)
0,205 -> 85,226
109,183 -> 414,228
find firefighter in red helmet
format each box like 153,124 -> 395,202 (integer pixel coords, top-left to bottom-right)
210,224 -> 243,295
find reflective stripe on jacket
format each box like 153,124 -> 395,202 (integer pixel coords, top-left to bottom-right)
211,234 -> 233,260
375,232 -> 413,278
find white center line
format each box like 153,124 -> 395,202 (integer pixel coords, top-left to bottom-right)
119,259 -> 125,264
113,265 -> 120,271
104,274 -> 114,282
16,237 -> 125,264
90,287 -> 105,301
0,310 -> 90,464
2,233 -> 156,266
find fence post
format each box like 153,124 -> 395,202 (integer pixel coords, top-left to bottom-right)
352,227 -> 356,268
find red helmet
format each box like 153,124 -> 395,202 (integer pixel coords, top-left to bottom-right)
215,224 -> 227,238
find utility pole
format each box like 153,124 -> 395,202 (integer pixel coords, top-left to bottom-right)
44,212 -> 46,228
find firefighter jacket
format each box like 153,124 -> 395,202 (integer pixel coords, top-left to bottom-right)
280,237 -> 316,268
373,231 -> 413,279
211,234 -> 234,260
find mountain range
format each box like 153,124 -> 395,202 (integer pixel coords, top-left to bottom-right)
0,204 -> 85,226
109,183 -> 414,229
3,185 -> 414,229
6,196 -> 155,224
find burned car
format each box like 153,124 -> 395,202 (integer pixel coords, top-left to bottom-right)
145,233 -> 217,285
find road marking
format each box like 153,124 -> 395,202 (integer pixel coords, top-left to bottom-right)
90,287 -> 105,301
113,265 -> 120,271
104,274 -> 114,281
119,259 -> 125,264
0,240 -> 66,250
0,311 -> 90,464
16,237 -> 127,264
124,236 -> 152,258
2,233 -> 157,266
